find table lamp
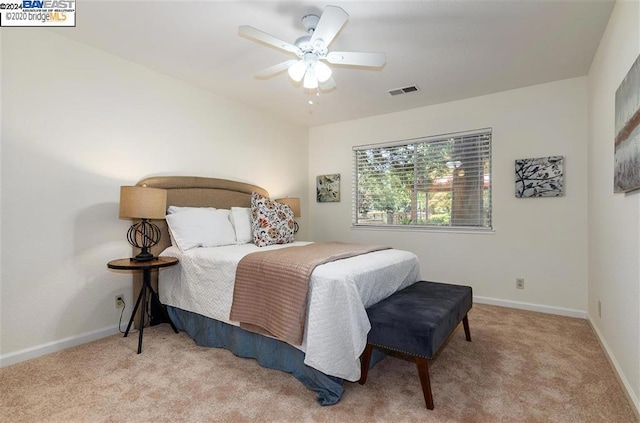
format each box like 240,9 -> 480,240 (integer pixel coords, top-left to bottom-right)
119,186 -> 167,261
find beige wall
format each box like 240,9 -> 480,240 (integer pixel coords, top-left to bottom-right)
0,30 -> 308,362
309,77 -> 589,315
587,0 -> 640,413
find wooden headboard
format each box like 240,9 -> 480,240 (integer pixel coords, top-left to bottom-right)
131,176 -> 269,325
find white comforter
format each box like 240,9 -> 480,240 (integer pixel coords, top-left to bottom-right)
159,242 -> 420,381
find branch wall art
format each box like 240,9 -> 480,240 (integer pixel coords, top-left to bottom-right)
515,156 -> 564,198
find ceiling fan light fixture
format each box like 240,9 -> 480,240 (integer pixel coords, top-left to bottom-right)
303,70 -> 319,89
288,60 -> 307,82
315,61 -> 332,83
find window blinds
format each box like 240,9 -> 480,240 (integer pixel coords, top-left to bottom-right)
352,128 -> 492,230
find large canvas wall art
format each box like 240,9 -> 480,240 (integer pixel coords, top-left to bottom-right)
614,54 -> 640,193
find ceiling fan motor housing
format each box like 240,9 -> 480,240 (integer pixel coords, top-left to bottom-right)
294,35 -> 314,55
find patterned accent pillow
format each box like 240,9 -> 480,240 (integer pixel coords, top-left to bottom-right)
251,192 -> 295,247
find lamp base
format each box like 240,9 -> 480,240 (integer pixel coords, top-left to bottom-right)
126,220 -> 161,262
130,253 -> 156,262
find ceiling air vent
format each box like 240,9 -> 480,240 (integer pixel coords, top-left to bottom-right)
388,85 -> 420,96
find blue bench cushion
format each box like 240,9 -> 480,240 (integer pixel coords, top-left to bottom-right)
366,281 -> 472,358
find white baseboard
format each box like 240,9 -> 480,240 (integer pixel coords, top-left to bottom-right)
474,295 -> 587,319
0,325 -> 120,368
588,318 -> 640,421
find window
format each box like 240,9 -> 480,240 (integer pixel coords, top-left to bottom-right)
353,128 -> 492,231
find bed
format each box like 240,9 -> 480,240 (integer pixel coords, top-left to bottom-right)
134,176 -> 421,405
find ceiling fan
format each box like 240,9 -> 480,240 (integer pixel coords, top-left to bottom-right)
239,5 -> 386,92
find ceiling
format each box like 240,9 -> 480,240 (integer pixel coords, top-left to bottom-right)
52,1 -> 615,128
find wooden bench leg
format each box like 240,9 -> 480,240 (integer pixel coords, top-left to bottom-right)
415,357 -> 434,410
463,315 -> 471,342
359,344 -> 374,384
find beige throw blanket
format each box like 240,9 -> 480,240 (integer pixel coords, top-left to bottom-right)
229,242 -> 390,346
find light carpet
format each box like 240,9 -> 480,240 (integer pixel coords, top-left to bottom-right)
1,304 -> 637,422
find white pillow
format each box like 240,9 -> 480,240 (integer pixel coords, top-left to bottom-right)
167,206 -> 216,214
166,208 -> 236,251
229,207 -> 252,244
166,206 -> 217,246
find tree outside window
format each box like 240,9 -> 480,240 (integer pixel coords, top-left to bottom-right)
353,129 -> 492,230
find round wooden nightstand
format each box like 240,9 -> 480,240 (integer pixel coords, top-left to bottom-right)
107,256 -> 179,354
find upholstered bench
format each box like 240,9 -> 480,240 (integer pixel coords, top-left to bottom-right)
359,281 -> 473,409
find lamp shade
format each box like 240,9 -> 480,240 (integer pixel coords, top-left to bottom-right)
288,60 -> 307,82
119,186 -> 167,220
303,70 -> 319,89
315,61 -> 332,83
276,197 -> 301,217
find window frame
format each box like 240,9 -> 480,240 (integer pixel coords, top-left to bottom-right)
352,128 -> 493,232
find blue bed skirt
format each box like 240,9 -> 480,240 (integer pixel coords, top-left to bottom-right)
167,306 -> 348,405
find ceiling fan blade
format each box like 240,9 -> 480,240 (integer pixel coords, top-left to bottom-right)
310,5 -> 348,48
239,25 -> 301,55
325,51 -> 386,68
255,60 -> 298,79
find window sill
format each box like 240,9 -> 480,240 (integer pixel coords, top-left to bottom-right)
351,224 -> 495,235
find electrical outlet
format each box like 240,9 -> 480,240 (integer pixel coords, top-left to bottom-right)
598,300 -> 602,318
115,294 -> 124,309
516,278 -> 525,289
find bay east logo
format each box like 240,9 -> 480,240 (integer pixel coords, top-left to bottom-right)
22,0 -> 74,8
0,0 -> 75,26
